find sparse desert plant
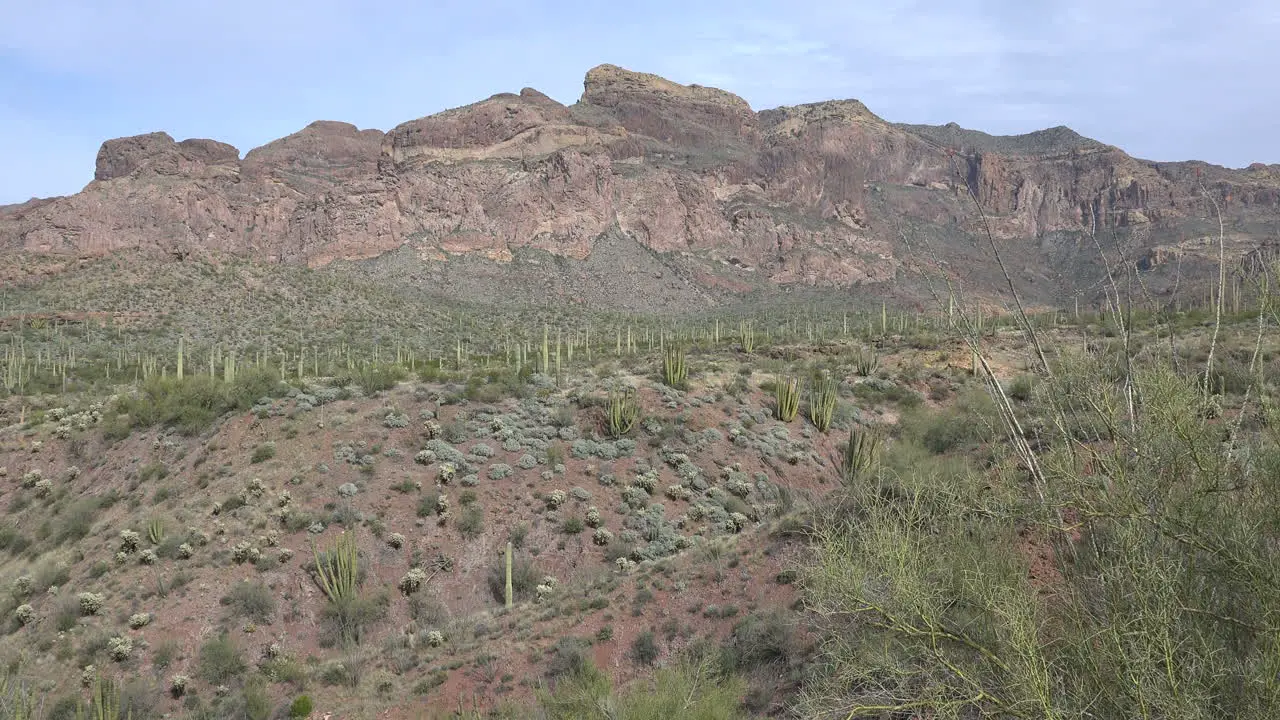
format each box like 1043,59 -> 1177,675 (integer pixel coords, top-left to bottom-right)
250,441 -> 276,464
438,462 -> 456,485
127,613 -> 151,629
169,674 -> 189,698
546,490 -> 568,509
198,634 -> 246,684
232,541 -> 260,564
775,375 -> 800,422
289,694 -> 314,718
147,516 -> 165,545
607,386 -> 639,438
11,575 -> 32,598
312,531 -> 359,604
14,604 -> 35,625
107,636 -> 132,662
808,371 -> 839,433
223,581 -> 276,624
663,345 -> 688,389
398,568 -> 428,595
852,346 -> 879,376
838,426 -> 882,486
78,592 -> 105,616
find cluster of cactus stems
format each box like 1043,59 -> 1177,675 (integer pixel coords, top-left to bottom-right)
853,347 -> 879,376
663,345 -> 687,388
809,372 -> 839,433
840,427 -> 882,486
313,531 -> 359,604
81,670 -> 127,720
775,375 -> 801,422
146,516 -> 165,546
607,386 -> 639,438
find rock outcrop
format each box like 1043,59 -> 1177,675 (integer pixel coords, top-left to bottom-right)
4,63 -> 1277,303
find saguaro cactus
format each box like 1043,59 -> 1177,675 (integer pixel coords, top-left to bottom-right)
504,541 -> 514,609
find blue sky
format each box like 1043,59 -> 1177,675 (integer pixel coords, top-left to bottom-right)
2,0 -> 1277,204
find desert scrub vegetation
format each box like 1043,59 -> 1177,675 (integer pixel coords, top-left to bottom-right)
799,351 -> 1280,719
102,366 -> 284,437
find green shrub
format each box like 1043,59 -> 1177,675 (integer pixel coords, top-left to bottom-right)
456,505 -> 483,539
250,443 -> 276,464
630,630 -> 659,666
288,695 -> 314,719
198,634 -> 246,684
221,581 -> 276,624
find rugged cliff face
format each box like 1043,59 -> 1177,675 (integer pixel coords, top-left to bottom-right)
3,63 -> 1277,304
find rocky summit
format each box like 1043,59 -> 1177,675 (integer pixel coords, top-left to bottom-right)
4,63 -> 1279,306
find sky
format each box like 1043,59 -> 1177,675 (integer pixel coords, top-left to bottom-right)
2,0 -> 1277,204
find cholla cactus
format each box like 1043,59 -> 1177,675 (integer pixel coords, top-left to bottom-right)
726,512 -> 749,533
277,490 -> 293,507
262,529 -> 281,547
80,666 -> 97,687
435,494 -> 450,516
170,674 -> 189,697
585,507 -> 602,528
278,548 -> 295,564
425,630 -> 444,647
398,567 -> 428,595
592,528 -> 613,546
128,613 -> 151,629
387,533 -> 406,550
78,592 -> 105,615
263,642 -> 282,659
33,478 -> 54,498
138,549 -> 158,565
177,543 -> 194,559
422,420 -> 442,439
119,530 -> 141,553
14,604 -> 35,625
615,557 -> 635,573
20,469 -> 42,488
244,477 -> 267,500
12,575 -> 33,597
414,449 -> 437,466
107,636 -> 133,661
437,462 -> 456,485
384,411 -> 410,428
632,472 -> 658,494
725,476 -> 752,498
665,484 -> 691,501
546,490 -> 567,509
232,541 -> 260,564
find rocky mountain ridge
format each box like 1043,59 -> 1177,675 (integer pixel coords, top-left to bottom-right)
4,63 -> 1279,306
